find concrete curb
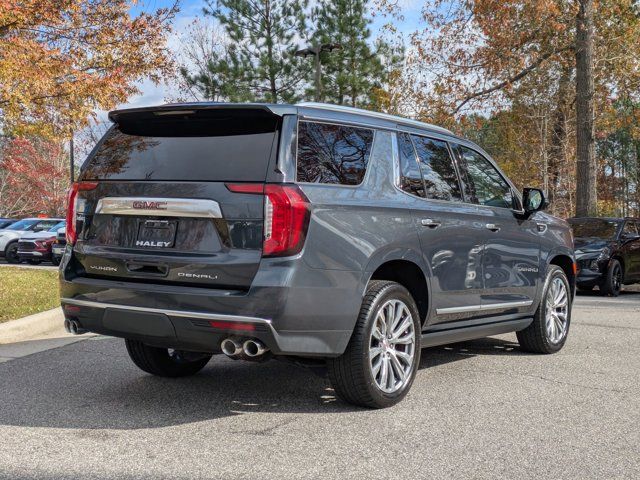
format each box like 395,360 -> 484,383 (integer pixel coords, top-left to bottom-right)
0,307 -> 63,345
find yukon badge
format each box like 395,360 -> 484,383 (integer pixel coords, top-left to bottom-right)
132,200 -> 168,210
89,265 -> 118,272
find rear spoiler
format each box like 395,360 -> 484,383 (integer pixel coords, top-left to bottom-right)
108,103 -> 297,123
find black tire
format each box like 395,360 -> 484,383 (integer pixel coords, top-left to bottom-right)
27,259 -> 42,265
125,339 -> 212,377
600,259 -> 622,297
4,241 -> 20,264
517,265 -> 571,354
51,256 -> 61,266
327,280 -> 421,409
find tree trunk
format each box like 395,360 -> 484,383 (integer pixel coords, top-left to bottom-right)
548,65 -> 571,209
575,0 -> 597,216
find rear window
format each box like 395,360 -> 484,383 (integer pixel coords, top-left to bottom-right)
296,121 -> 374,185
81,109 -> 279,182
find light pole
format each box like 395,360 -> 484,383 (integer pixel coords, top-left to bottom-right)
295,43 -> 341,102
69,132 -> 74,183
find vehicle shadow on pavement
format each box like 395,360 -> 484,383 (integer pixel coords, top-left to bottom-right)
422,336 -> 531,369
0,336 -> 528,430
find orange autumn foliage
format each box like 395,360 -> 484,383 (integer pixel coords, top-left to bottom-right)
0,0 -> 177,137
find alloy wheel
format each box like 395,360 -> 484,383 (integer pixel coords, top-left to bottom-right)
369,299 -> 416,394
545,277 -> 569,344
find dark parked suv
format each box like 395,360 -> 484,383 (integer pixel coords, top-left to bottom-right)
569,217 -> 640,296
59,103 -> 575,408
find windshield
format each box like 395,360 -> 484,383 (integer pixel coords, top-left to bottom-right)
569,219 -> 620,240
4,219 -> 38,231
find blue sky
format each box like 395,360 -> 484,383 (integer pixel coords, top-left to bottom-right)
115,0 -> 425,112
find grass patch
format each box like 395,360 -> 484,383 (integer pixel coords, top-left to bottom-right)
0,267 -> 59,323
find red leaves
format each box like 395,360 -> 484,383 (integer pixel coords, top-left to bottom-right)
0,137 -> 69,217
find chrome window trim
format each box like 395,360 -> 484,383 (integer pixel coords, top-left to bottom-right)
61,298 -> 272,324
296,102 -> 454,135
436,300 -> 533,315
94,197 -> 223,218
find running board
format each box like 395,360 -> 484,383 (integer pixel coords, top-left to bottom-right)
421,318 -> 532,348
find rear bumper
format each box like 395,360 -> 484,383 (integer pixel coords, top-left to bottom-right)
59,256 -> 364,357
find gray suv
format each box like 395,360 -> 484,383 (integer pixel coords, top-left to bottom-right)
59,102 -> 575,408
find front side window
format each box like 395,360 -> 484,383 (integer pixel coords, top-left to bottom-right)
397,132 -> 425,197
411,135 -> 461,201
297,121 -> 374,185
456,146 -> 513,209
622,221 -> 638,236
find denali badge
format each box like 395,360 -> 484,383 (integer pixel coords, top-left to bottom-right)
132,200 -> 168,210
89,265 -> 118,272
516,265 -> 539,273
178,272 -> 218,280
135,240 -> 172,248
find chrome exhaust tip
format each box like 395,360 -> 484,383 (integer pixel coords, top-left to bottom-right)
221,338 -> 243,358
66,319 -> 86,335
243,339 -> 269,357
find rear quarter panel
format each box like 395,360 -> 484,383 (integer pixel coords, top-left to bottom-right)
298,129 -> 428,300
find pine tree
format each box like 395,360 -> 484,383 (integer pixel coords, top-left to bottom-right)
203,0 -> 309,103
311,0 -> 386,107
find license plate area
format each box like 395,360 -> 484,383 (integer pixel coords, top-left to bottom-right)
136,220 -> 177,248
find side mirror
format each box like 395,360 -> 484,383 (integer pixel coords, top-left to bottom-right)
523,188 -> 547,214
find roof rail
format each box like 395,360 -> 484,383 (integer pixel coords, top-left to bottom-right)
296,102 -> 453,135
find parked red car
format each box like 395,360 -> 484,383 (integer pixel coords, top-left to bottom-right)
17,221 -> 66,265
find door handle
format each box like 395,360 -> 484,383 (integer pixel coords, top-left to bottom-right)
421,218 -> 441,228
485,223 -> 501,232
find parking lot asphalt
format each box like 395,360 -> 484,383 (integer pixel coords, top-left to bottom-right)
0,293 -> 638,480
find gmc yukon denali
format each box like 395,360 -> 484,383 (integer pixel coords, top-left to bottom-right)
59,102 -> 576,408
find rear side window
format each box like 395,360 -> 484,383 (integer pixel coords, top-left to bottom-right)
81,109 -> 279,182
397,132 -> 425,197
410,135 -> 461,201
34,220 -> 60,231
296,121 -> 374,185
456,145 -> 514,209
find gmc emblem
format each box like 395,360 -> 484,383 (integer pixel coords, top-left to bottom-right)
132,200 -> 168,210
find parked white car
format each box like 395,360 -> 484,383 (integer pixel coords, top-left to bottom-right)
0,218 -> 64,264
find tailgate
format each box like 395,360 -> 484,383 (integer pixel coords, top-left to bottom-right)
70,106 -> 281,289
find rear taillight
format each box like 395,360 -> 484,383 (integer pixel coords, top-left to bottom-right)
226,183 -> 310,257
66,182 -> 98,245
